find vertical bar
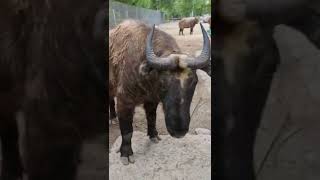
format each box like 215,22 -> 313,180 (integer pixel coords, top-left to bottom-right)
112,9 -> 117,25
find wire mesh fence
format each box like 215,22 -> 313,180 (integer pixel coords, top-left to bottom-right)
109,0 -> 166,29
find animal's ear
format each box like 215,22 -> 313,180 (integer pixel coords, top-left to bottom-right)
201,62 -> 211,77
139,62 -> 153,76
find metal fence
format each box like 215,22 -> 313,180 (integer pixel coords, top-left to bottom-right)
109,0 -> 166,29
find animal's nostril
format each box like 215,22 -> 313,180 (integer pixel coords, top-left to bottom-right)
168,128 -> 188,138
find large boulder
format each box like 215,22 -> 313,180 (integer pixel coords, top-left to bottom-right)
255,25 -> 320,180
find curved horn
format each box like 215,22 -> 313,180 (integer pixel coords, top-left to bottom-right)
183,23 -> 211,69
146,24 -> 178,70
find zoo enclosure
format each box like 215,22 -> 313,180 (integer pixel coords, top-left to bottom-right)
109,0 -> 166,29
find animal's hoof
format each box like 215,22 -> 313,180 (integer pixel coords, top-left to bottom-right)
150,135 -> 161,143
120,155 -> 135,165
150,137 -> 159,143
128,155 -> 135,163
109,117 -> 118,125
120,157 -> 129,165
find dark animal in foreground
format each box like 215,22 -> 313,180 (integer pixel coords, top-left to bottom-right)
178,17 -> 199,35
109,20 -> 210,165
213,16 -> 279,180
0,0 -> 106,179
214,0 -> 320,179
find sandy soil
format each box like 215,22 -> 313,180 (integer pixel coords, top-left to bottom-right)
108,21 -> 211,149
109,131 -> 211,179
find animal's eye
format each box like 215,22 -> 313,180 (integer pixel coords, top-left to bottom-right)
159,86 -> 167,95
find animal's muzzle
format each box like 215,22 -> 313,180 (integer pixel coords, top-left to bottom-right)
167,128 -> 188,138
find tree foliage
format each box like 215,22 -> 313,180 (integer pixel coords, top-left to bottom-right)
114,0 -> 211,19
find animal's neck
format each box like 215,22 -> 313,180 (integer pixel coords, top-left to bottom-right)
119,63 -> 161,104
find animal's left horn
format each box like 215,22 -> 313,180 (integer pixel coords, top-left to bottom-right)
184,23 -> 211,69
146,24 -> 178,70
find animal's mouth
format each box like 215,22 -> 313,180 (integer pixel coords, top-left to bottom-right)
167,128 -> 188,138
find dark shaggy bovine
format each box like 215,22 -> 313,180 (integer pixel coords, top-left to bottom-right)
214,0 -> 320,179
178,17 -> 199,35
109,20 -> 210,165
0,0 -> 106,179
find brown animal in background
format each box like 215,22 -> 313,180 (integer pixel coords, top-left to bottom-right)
179,17 -> 199,35
109,20 -> 210,165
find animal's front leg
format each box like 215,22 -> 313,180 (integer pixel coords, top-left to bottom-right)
0,114 -> 23,180
117,99 -> 135,165
109,98 -> 117,125
144,102 -> 161,143
25,125 -> 82,180
23,98 -> 82,180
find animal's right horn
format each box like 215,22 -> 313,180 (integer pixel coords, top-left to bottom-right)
183,23 -> 211,69
146,24 -> 178,70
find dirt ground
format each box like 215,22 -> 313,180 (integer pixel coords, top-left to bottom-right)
108,21 -> 211,149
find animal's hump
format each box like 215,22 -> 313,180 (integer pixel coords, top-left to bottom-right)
109,19 -> 181,63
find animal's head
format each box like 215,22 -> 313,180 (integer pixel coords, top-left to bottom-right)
195,17 -> 199,24
145,23 -> 211,138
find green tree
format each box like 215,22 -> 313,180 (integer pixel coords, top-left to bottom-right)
114,0 -> 211,19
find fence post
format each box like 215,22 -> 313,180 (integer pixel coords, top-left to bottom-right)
126,9 -> 128,18
109,1 -> 165,28
136,7 -> 138,19
112,9 -> 117,25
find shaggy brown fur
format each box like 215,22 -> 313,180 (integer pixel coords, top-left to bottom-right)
109,20 -> 181,104
178,17 -> 199,35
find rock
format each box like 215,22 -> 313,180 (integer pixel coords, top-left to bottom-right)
195,128 -> 211,135
109,131 -> 211,180
255,25 -> 320,180
196,69 -> 211,95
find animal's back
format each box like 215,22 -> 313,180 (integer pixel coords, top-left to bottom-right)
109,19 -> 180,101
109,20 -> 149,97
179,17 -> 197,28
109,19 -> 180,78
